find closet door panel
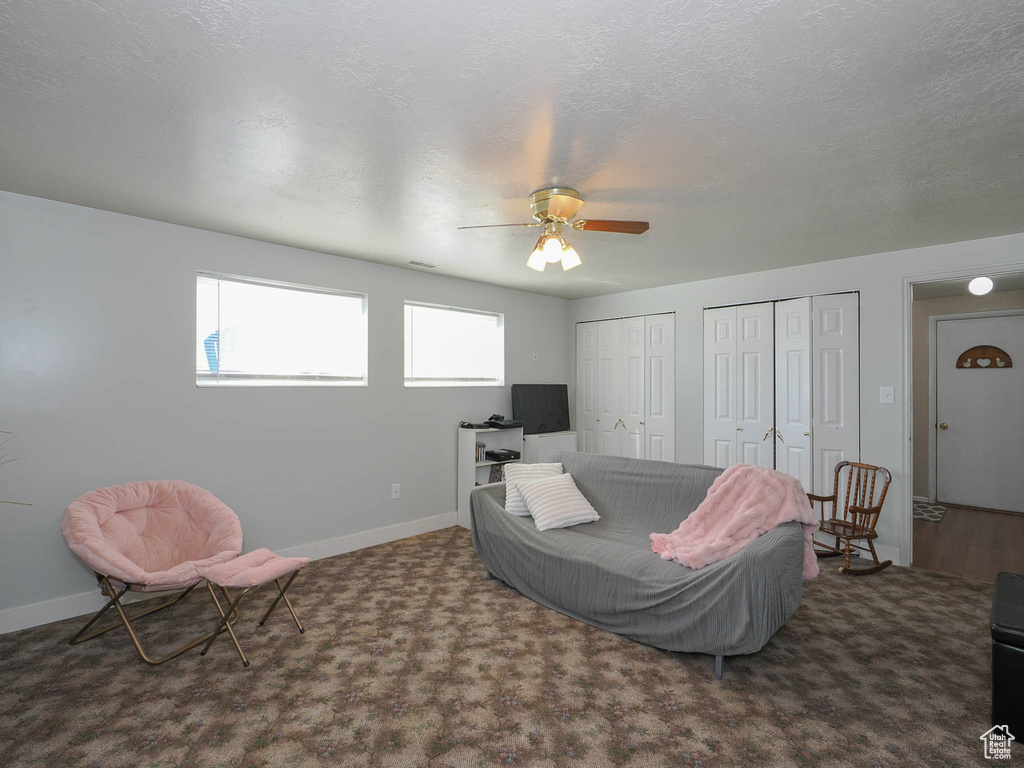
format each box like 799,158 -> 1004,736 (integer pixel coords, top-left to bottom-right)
811,293 -> 859,495
775,298 -> 813,488
597,320 -> 623,456
576,322 -> 599,453
736,303 -> 775,469
704,307 -> 737,466
623,316 -> 645,458
645,314 -> 675,462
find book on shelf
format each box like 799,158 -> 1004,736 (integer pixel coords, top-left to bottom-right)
475,442 -> 486,462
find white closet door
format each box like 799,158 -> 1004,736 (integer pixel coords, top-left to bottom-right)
774,298 -> 813,488
703,306 -> 738,467
645,314 -> 675,462
621,316 -> 646,458
576,322 -> 599,454
811,293 -> 859,495
597,320 -> 626,456
736,303 -> 775,468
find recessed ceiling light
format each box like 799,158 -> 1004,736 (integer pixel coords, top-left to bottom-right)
968,276 -> 994,295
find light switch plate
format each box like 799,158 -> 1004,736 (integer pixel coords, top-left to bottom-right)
879,386 -> 894,404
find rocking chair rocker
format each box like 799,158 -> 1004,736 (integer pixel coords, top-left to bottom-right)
809,460 -> 893,575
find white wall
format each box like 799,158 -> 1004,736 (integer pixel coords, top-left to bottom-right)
569,233 -> 1024,566
0,190 -> 571,629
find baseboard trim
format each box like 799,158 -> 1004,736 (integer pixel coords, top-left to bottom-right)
913,495 -> 928,503
0,512 -> 458,636
275,511 -> 457,560
874,544 -> 901,567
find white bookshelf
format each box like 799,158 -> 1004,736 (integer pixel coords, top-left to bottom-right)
457,426 -> 523,528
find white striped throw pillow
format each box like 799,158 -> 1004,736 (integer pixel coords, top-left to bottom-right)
519,472 -> 600,531
503,462 -> 562,516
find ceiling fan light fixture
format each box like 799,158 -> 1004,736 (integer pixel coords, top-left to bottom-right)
542,235 -> 563,263
561,242 -> 581,270
526,241 -> 547,271
968,276 -> 993,295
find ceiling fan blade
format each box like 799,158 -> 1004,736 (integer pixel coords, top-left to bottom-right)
457,222 -> 542,230
572,219 -> 650,234
546,193 -> 585,221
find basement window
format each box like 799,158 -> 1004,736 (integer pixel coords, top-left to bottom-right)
404,302 -> 504,387
196,272 -> 368,386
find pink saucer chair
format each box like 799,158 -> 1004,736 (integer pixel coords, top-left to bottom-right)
62,480 -> 243,664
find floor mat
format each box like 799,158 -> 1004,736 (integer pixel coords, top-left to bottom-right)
914,499 -> 947,522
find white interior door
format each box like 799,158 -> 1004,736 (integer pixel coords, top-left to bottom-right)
736,303 -> 775,468
597,320 -> 624,456
936,315 -> 1024,513
774,298 -> 813,489
621,316 -> 646,458
811,293 -> 859,495
644,314 -> 675,461
704,306 -> 738,467
576,322 -> 598,454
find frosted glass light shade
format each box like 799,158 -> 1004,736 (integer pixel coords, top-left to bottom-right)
542,236 -> 563,263
526,245 -> 547,271
968,276 -> 993,295
561,243 -> 581,270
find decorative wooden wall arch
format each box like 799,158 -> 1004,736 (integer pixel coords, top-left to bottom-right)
956,345 -> 1013,369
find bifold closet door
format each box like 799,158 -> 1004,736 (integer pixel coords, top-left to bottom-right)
576,322 -> 598,454
703,304 -> 774,469
644,314 -> 675,461
774,298 -> 813,490
810,293 -> 859,495
577,315 -> 675,460
704,294 -> 859,495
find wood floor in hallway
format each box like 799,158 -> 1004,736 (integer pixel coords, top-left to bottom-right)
913,505 -> 1024,584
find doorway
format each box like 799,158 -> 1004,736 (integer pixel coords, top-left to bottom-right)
934,314 -> 1023,513
909,277 -> 1024,582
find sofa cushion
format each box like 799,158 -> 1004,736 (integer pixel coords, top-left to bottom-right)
503,462 -> 562,516
519,472 -> 600,531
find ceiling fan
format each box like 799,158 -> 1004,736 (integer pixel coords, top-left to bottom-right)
458,187 -> 650,272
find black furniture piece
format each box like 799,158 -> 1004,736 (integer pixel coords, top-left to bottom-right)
991,572 -> 1024,733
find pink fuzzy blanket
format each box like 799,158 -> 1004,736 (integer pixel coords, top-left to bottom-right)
650,464 -> 820,579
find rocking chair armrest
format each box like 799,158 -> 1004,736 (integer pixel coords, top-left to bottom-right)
848,504 -> 882,516
807,493 -> 835,524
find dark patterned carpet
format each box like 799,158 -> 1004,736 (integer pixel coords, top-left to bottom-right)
0,527 -> 996,767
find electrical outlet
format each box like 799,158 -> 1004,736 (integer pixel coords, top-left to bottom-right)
391,483 -> 401,499
532,351 -> 538,363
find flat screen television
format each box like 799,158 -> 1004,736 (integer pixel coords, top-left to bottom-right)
512,384 -> 570,435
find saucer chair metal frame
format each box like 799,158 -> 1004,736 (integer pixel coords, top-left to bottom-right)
69,572 -> 240,665
62,480 -> 244,665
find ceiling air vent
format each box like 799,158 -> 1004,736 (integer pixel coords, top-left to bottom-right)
407,260 -> 438,269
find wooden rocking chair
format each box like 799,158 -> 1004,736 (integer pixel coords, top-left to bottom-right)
809,460 -> 893,575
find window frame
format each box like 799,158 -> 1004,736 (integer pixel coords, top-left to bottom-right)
196,271 -> 369,387
403,300 -> 505,388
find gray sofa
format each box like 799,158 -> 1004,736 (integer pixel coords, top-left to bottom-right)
470,451 -> 806,677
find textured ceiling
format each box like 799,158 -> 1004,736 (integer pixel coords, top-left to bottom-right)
2,0 -> 1023,299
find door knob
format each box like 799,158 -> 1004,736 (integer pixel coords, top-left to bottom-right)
939,422 -> 949,430
737,427 -> 743,431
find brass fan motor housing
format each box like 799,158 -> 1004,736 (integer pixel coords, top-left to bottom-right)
530,187 -> 584,223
